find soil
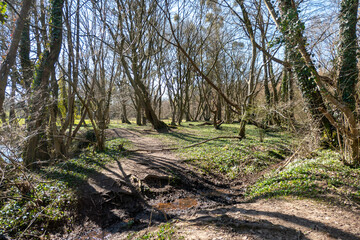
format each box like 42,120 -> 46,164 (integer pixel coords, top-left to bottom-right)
55,128 -> 360,240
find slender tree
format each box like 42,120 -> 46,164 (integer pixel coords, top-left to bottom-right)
0,0 -> 33,114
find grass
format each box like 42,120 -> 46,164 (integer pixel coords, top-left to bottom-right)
246,150 -> 360,205
127,222 -> 184,240
40,137 -> 131,188
152,122 -> 296,179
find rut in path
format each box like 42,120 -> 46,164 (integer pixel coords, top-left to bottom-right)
70,128 -> 360,240
76,128 -> 243,232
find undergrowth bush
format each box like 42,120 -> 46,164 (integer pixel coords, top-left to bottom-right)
0,137 -> 130,239
0,178 -> 74,239
247,150 -> 360,205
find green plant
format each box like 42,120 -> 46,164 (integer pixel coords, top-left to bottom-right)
130,222 -> 181,240
246,150 -> 360,205
150,123 -> 296,179
0,179 -> 74,238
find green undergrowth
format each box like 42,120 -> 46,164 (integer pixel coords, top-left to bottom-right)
40,138 -> 131,186
108,122 -> 296,179
0,137 -> 130,239
0,175 -> 74,238
162,123 -> 295,179
247,150 -> 360,205
127,222 -> 184,240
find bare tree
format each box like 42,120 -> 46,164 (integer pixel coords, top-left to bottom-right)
0,0 -> 33,114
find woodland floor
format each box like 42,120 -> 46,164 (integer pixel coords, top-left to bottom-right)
54,128 -> 360,240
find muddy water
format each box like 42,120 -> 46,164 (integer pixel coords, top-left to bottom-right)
154,198 -> 198,212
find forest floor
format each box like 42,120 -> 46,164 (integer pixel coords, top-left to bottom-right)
53,125 -> 360,240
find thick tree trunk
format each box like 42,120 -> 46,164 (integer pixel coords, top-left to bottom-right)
225,105 -> 232,124
338,0 -> 358,111
19,21 -> 33,124
142,110 -> 147,126
338,0 -> 359,166
135,97 -> 142,125
277,0 -> 335,141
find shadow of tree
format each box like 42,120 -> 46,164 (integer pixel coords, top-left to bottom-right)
177,206 -> 360,240
39,144 -> 240,238
38,128 -> 359,240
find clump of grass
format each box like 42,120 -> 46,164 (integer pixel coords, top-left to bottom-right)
40,137 -> 131,186
246,150 -> 360,205
128,222 -> 183,240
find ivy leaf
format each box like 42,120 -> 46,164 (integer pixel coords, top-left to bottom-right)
0,1 -> 8,24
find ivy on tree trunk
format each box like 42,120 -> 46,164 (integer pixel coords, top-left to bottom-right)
338,0 -> 359,111
23,0 -> 64,167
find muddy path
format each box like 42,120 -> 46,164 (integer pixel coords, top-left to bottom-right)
58,128 -> 360,240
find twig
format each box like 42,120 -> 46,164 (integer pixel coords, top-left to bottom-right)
17,200 -> 56,240
276,143 -> 304,172
128,136 -> 242,153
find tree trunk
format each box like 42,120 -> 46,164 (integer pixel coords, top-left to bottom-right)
121,102 -> 131,124
225,105 -> 232,124
0,0 -> 33,113
239,108 -> 249,139
338,0 -> 358,111
216,94 -> 222,121
277,0 -> 335,141
9,70 -> 17,124
338,0 -> 359,166
19,21 -> 33,125
135,97 -> 142,125
23,0 -> 64,167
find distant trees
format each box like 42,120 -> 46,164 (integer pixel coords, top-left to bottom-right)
109,0 -> 168,131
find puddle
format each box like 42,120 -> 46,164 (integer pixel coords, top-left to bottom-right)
154,198 -> 198,212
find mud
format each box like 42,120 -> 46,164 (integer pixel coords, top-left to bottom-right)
54,128 -> 360,240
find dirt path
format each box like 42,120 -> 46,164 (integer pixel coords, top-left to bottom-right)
63,129 -> 360,240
